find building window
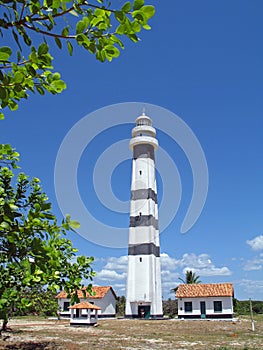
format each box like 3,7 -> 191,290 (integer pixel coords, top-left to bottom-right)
63,301 -> 70,311
184,302 -> 192,312
214,301 -> 222,312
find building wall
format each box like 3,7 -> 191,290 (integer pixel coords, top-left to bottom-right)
58,290 -> 116,317
178,296 -> 233,318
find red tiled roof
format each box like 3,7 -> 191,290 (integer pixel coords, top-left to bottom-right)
68,301 -> 101,310
56,286 -> 117,300
176,283 -> 234,298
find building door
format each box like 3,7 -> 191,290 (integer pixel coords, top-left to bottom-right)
138,305 -> 151,319
200,301 -> 206,319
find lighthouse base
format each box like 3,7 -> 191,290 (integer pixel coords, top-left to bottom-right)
125,302 -> 163,319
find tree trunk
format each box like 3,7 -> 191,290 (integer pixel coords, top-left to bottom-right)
0,319 -> 12,337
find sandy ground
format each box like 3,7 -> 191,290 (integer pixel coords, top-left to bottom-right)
0,316 -> 262,349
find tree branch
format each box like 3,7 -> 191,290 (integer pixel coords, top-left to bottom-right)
23,23 -> 75,39
5,1 -> 116,29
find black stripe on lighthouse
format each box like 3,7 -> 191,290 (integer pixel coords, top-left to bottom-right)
128,243 -> 160,257
133,144 -> 155,160
131,188 -> 157,203
129,215 -> 159,230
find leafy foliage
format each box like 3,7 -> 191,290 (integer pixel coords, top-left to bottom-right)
233,298 -> 263,315
116,295 -> 126,316
0,144 -> 95,327
11,286 -> 59,317
163,298 -> 178,318
0,0 -> 155,118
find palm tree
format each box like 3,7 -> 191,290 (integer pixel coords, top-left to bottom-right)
170,270 -> 201,293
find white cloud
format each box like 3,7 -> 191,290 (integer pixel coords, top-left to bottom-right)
103,256 -> 128,272
96,269 -> 126,281
177,253 -> 232,277
243,254 -> 263,271
160,253 -> 181,270
246,235 -> 263,251
236,279 -> 263,296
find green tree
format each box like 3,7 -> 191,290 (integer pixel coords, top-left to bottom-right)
0,0 -> 155,118
12,286 -> 59,317
163,298 -> 178,318
170,270 -> 201,294
0,144 -> 95,333
116,295 -> 126,317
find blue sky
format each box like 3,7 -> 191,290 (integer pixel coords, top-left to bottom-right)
1,0 -> 263,300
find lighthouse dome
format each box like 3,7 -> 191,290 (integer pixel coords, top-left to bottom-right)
135,113 -> 152,127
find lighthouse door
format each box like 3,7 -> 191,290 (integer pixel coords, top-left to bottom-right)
138,305 -> 151,319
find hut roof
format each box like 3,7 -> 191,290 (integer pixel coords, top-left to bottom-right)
68,301 -> 101,310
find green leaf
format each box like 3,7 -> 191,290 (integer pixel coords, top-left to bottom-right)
0,112 -> 4,120
67,41 -> 73,56
26,65 -> 36,77
0,221 -> 10,229
122,2 -> 131,13
133,0 -> 144,11
76,34 -> 90,47
0,86 -> 7,100
132,21 -> 141,33
22,33 -> 32,46
105,45 -> 120,58
38,43 -> 49,56
132,10 -> 146,23
76,20 -> 85,34
62,26 -> 69,37
55,37 -> 62,49
52,0 -> 61,9
52,79 -> 66,91
141,5 -> 155,19
36,86 -> 45,95
8,99 -> 18,111
0,46 -> 12,62
12,30 -> 22,52
69,220 -> 80,229
115,11 -> 125,23
116,24 -> 126,35
14,71 -> 24,84
143,24 -> 151,30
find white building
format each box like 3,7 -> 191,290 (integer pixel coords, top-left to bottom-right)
176,283 -> 234,319
125,113 -> 163,319
56,286 -> 117,318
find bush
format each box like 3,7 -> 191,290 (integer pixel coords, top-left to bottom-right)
163,298 -> 178,318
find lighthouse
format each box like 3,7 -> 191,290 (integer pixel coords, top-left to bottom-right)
125,112 -> 163,319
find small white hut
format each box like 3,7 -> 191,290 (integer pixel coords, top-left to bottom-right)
68,301 -> 101,326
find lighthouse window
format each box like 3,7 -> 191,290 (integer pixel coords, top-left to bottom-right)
139,170 -> 142,175
139,212 -> 141,216
139,257 -> 142,262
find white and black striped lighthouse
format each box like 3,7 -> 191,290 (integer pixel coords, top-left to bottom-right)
125,112 -> 163,319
